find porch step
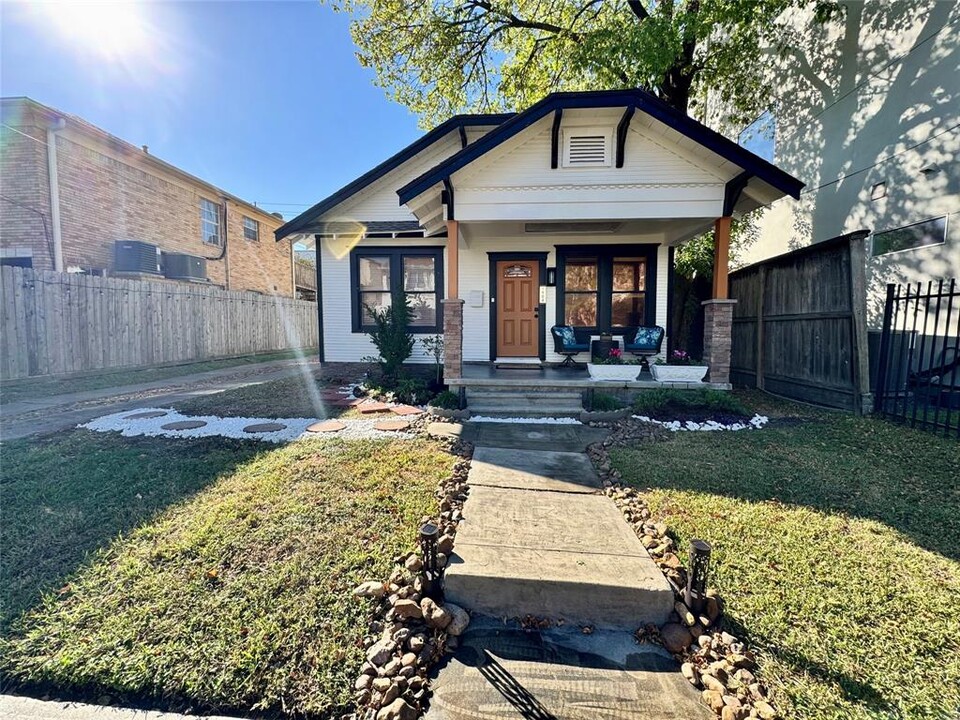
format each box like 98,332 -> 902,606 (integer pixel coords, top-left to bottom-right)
465,387 -> 583,418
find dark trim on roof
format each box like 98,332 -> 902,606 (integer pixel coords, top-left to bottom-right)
397,89 -> 804,205
723,171 -> 753,216
615,106 -> 635,168
458,125 -> 468,149
274,113 -> 513,240
442,178 -> 455,221
550,109 -> 563,170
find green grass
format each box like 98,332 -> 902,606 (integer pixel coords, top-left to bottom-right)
173,373 -> 337,418
0,348 -> 317,406
610,407 -> 960,719
1,431 -> 453,717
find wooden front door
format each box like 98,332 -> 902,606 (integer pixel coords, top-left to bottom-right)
496,260 -> 540,357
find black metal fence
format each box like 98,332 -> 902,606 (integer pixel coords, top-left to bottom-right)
874,279 -> 960,438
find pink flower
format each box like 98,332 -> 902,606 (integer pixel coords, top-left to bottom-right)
609,348 -> 622,358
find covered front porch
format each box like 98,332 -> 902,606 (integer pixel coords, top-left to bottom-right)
449,361 -> 730,391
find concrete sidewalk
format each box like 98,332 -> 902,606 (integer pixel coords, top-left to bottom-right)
0,695 -> 246,720
0,358 -> 318,441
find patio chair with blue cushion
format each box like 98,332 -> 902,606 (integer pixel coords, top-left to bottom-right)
623,326 -> 665,369
551,325 -> 590,368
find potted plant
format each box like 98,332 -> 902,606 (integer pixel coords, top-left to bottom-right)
587,348 -> 642,382
650,349 -> 709,383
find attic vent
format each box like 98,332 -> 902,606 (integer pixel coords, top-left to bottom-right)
562,129 -> 611,167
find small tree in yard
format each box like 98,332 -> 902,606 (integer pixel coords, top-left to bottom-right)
365,296 -> 414,381
420,334 -> 444,386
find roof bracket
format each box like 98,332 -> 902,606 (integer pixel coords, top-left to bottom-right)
441,178 -> 455,220
615,106 -> 635,168
458,125 -> 468,149
723,171 -> 753,216
550,108 -> 563,169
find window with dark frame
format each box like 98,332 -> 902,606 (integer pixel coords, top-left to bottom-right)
243,216 -> 260,242
872,217 -> 947,257
200,198 -> 221,246
564,258 -> 598,327
557,246 -> 655,332
351,247 -> 443,333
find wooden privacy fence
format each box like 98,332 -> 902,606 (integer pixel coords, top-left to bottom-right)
1,266 -> 319,380
729,231 -> 871,413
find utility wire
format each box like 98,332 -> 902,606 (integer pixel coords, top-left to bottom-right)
800,121 -> 959,195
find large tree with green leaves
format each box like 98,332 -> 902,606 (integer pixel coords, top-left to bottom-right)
329,0 -> 841,126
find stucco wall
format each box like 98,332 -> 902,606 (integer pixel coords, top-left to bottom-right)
735,1 -> 960,328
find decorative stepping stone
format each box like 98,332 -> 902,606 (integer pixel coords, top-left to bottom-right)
306,420 -> 346,433
161,420 -> 207,431
242,422 -> 287,433
358,402 -> 391,414
390,405 -> 424,416
374,420 -> 411,432
125,410 -> 169,420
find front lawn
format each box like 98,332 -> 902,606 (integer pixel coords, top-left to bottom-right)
174,373 -> 337,418
1,431 -> 454,717
610,404 -> 960,719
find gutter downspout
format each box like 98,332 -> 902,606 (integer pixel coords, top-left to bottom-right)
46,117 -> 66,272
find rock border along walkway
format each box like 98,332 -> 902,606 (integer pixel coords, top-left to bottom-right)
425,420 -> 709,720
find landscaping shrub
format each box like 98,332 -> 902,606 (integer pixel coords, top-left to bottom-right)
589,393 -> 623,411
633,388 -> 749,418
429,390 -> 460,410
364,296 -> 414,381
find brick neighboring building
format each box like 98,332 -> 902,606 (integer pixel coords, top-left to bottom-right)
1,97 -> 310,298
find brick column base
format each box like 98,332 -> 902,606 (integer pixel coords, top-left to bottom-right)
701,299 -> 737,386
442,299 -> 464,380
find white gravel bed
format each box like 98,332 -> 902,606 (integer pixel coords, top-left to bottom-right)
632,413 -> 769,432
80,407 -> 416,442
467,415 -> 582,425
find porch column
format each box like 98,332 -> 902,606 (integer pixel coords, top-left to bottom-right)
703,216 -> 736,386
443,219 -> 463,380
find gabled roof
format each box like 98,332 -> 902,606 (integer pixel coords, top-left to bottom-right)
274,112 -> 513,239
397,89 -> 804,205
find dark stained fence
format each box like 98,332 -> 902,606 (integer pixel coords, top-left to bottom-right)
729,231 -> 871,413
874,279 -> 960,438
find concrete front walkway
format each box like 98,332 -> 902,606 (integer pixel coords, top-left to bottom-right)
430,421 -> 707,719
0,358 -> 317,441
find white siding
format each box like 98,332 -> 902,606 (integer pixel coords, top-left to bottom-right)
459,234 -> 670,363
452,116 -> 729,222
319,236 -> 445,364
321,231 -> 670,364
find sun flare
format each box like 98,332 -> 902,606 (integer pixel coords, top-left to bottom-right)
35,1 -> 154,61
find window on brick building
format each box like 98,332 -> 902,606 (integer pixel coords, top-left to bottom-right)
200,198 -> 221,245
243,216 -> 260,242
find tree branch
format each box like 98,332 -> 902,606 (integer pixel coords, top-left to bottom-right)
627,0 -> 649,21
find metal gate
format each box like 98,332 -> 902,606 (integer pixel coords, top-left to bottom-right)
874,279 -> 960,438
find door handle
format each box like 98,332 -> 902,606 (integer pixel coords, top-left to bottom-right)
534,308 -> 540,318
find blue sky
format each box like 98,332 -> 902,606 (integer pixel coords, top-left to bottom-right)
0,1 -> 424,220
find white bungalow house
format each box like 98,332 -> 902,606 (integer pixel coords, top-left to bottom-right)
276,90 -> 803,390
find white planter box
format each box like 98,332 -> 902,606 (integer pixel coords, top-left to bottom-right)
587,364 -> 641,382
650,364 -> 709,383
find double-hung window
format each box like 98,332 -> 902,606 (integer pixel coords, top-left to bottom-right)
200,198 -> 221,246
350,247 -> 444,332
243,216 -> 260,242
557,246 -> 656,333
